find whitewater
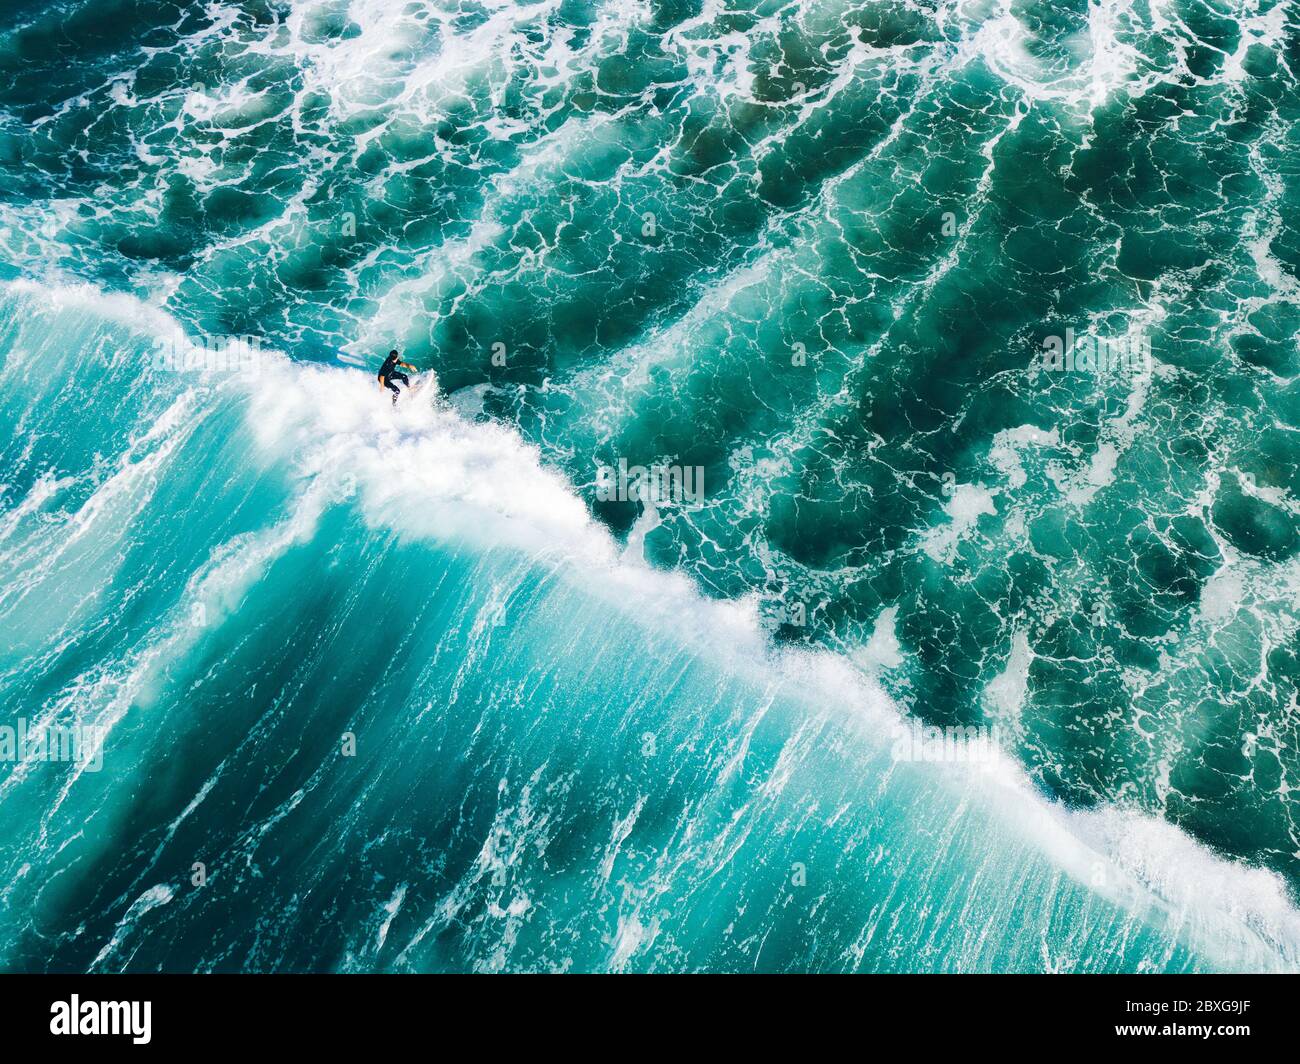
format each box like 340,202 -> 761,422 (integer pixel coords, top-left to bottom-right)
1,0 -> 1299,972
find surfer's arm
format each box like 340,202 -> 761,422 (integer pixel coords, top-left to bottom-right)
398,361 -> 417,371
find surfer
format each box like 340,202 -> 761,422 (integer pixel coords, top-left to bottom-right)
377,349 -> 417,404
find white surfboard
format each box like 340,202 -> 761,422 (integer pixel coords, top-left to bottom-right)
406,371 -> 438,403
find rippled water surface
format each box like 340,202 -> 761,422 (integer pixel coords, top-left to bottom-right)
1,0 -> 1298,972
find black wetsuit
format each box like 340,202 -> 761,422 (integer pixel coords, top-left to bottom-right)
378,353 -> 409,399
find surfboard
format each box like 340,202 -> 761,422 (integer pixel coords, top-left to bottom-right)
406,371 -> 438,403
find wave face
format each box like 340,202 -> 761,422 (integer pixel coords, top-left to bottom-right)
0,0 -> 1298,971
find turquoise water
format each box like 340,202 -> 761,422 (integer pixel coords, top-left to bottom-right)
1,0 -> 1299,972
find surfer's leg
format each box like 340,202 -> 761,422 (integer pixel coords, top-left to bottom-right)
385,378 -> 401,404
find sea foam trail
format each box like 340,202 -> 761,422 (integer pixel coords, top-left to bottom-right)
0,279 -> 1298,972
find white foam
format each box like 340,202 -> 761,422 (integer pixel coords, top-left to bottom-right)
989,424 -> 1059,491
1199,566 -> 1245,624
960,0 -> 1176,115
89,883 -> 175,971
921,482 -> 997,564
985,628 -> 1033,724
855,605 -> 903,671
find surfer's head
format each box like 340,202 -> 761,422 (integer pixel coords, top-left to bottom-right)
389,349 -> 398,357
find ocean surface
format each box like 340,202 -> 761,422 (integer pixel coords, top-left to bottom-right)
1,0 -> 1299,972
